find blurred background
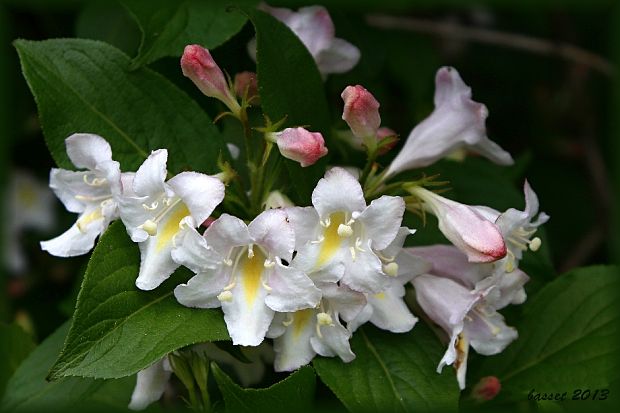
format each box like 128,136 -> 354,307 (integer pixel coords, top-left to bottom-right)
0,0 -> 618,366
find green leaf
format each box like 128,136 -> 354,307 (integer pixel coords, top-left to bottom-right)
122,0 -> 256,68
14,38 -> 225,174
48,222 -> 228,380
477,265 -> 620,401
247,9 -> 332,204
212,363 -> 316,413
1,322 -> 103,412
0,324 -> 36,399
313,324 -> 459,413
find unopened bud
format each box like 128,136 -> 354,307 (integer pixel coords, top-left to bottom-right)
181,45 -> 240,115
341,85 -> 381,139
264,190 -> 294,209
376,127 -> 399,155
269,127 -> 328,167
472,376 -> 501,402
234,71 -> 260,104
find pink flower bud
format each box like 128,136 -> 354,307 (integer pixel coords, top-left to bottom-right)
341,85 -> 381,138
234,71 -> 260,104
181,45 -> 240,114
411,187 -> 506,263
376,127 -> 398,155
472,376 -> 501,401
270,127 -> 328,167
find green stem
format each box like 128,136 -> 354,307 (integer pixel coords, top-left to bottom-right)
359,149 -> 378,188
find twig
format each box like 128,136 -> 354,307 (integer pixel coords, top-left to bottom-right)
366,14 -> 616,78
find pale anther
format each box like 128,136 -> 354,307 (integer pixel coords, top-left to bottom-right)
383,262 -> 399,277
263,259 -> 276,268
317,312 -> 333,326
217,291 -> 233,302
337,224 -> 353,237
529,237 -> 542,251
141,219 -> 158,236
142,201 -> 159,211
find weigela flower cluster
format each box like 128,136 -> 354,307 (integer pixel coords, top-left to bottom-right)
40,4 -> 548,410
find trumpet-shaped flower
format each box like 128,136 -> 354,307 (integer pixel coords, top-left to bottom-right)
41,133 -> 122,257
118,149 -> 225,290
267,283 -> 365,372
249,5 -> 360,77
348,227 -> 431,333
173,209 -> 321,346
407,244 -> 529,310
410,187 -> 506,263
287,167 -> 405,293
384,67 -> 513,179
473,181 -> 549,272
412,274 -> 517,389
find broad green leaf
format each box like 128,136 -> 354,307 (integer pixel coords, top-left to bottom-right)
212,363 -> 316,412
313,324 -> 459,413
122,0 -> 256,68
248,9 -> 332,204
48,222 -> 228,380
14,38 -> 225,174
477,265 -> 620,402
1,322 -> 103,412
0,324 -> 36,399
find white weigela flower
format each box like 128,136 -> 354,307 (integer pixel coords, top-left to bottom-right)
412,274 -> 518,390
473,181 -> 550,272
172,209 -> 321,346
118,149 -> 225,291
249,4 -> 360,77
288,167 -> 405,293
41,133 -> 122,257
267,283 -> 365,372
347,227 -> 431,333
384,67 -> 513,179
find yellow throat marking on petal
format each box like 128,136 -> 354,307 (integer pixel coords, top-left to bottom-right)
241,248 -> 266,306
292,309 -> 313,339
155,203 -> 190,252
77,208 -> 103,232
317,212 -> 346,267
373,292 -> 386,300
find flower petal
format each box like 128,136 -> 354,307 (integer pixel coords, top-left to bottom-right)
272,309 -> 317,372
174,269 -> 229,309
285,6 -> 334,57
310,319 -> 355,362
171,225 -> 219,273
264,260 -> 321,312
204,214 -> 252,254
316,38 -> 361,75
133,149 -> 168,197
466,306 -> 518,356
312,167 -> 366,219
222,278 -> 274,346
366,284 -> 418,333
40,213 -> 105,257
167,172 -> 225,227
358,196 -> 404,250
284,206 -> 320,250
65,133 -> 112,170
49,169 -> 104,213
128,357 -> 171,411
321,283 -> 366,322
341,242 -> 388,294
248,209 -> 295,261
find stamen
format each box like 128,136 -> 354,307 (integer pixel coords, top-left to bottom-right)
317,312 -> 333,326
351,211 -> 361,220
247,245 -> 255,259
141,220 -> 158,236
504,250 -> 516,272
349,246 -> 356,260
507,236 -> 529,251
263,259 -> 276,268
262,281 -> 273,291
162,197 -> 172,206
217,291 -> 233,302
83,174 -> 107,186
337,224 -> 353,238
320,217 -> 331,228
383,262 -> 399,277
74,194 -> 109,203
282,314 -> 294,327
529,237 -> 542,251
355,237 -> 366,252
142,201 -> 159,211
375,250 -> 395,262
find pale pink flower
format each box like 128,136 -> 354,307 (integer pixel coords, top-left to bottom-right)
268,127 -> 328,167
341,85 -> 381,139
